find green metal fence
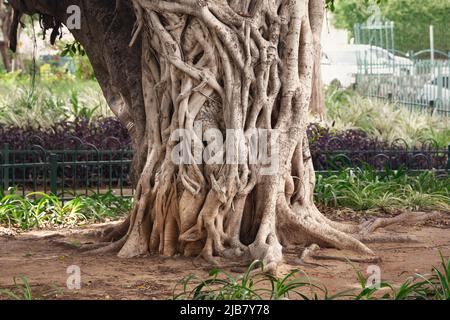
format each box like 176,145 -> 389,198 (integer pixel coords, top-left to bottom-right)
354,21 -> 450,116
1,141 -> 448,201
0,143 -> 133,200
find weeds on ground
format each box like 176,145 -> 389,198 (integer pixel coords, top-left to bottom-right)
0,276 -> 63,300
174,254 -> 450,300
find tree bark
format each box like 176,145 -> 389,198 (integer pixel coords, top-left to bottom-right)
8,0 -> 381,273
0,3 -> 13,71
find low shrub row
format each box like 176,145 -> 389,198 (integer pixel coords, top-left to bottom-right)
1,118 -> 446,170
315,168 -> 450,212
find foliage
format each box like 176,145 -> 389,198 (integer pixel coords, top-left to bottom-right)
351,252 -> 450,300
332,0 -> 450,52
1,74 -> 446,149
315,167 -> 450,212
59,41 -> 86,57
0,117 -> 129,150
0,276 -> 62,300
0,277 -> 34,300
0,74 -> 110,129
57,41 -> 95,80
323,86 -> 450,149
0,189 -> 132,230
174,254 -> 450,300
173,260 -> 328,300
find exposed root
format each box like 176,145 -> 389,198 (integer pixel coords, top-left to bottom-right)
356,234 -> 418,243
100,216 -> 131,242
359,211 -> 445,235
312,253 -> 382,264
82,237 -> 127,256
295,244 -> 324,267
277,198 -> 376,257
78,242 -> 114,252
24,0 -> 443,274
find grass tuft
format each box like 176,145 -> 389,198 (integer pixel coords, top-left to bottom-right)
174,254 -> 450,300
315,167 -> 450,212
0,189 -> 132,230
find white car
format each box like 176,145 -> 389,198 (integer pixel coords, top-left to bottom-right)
417,74 -> 450,110
321,44 -> 413,87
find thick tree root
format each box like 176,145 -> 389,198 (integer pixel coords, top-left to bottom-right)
82,237 -> 127,255
311,253 -> 382,264
358,211 -> 444,235
356,234 -> 418,243
100,216 -> 131,242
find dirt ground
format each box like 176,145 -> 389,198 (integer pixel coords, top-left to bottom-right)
1,216 -> 449,300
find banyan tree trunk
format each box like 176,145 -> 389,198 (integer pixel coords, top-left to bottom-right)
106,0 -> 377,273
7,0 -> 384,273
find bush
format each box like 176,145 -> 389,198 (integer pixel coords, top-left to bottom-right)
0,118 -> 130,150
315,167 -> 450,212
323,87 -> 450,149
0,73 -> 110,130
332,0 -> 450,53
0,189 -> 132,230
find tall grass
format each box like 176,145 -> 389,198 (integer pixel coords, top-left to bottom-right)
323,87 -> 450,148
0,73 -> 111,129
315,167 -> 450,212
0,189 -> 132,230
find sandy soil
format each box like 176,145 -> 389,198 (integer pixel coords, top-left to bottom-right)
1,218 -> 449,300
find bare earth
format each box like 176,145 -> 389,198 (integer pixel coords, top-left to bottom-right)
1,218 -> 449,300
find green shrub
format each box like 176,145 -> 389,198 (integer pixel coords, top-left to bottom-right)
323,87 -> 450,148
173,260 -> 329,300
0,73 -> 110,129
0,189 -> 132,230
315,168 -> 450,212
0,276 -> 62,300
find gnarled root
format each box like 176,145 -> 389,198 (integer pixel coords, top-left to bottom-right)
100,216 -> 131,242
358,211 -> 445,235
79,0 -> 445,274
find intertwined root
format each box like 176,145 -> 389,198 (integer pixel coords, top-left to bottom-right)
77,0 -> 447,273
87,164 -> 445,274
